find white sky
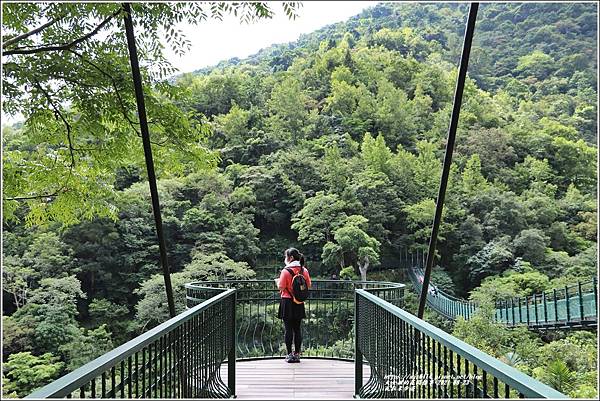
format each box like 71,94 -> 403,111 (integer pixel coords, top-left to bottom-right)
163,1 -> 374,73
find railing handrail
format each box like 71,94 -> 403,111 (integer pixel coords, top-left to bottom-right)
26,289 -> 236,399
356,289 -> 568,399
185,279 -> 406,292
408,265 -> 597,324
511,279 -> 597,304
185,279 -> 406,361
410,266 -> 474,304
407,259 -> 596,306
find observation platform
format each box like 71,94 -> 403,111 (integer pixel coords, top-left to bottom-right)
27,277 -> 569,399
221,359 -> 369,399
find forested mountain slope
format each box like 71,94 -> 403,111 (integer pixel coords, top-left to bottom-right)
201,2 -> 597,120
176,1 -> 596,288
2,2 -> 597,398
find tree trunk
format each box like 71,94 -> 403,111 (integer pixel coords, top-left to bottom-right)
358,258 -> 369,282
90,271 -> 95,296
13,292 -> 20,309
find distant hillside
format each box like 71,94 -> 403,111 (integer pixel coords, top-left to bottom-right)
193,2 -> 597,93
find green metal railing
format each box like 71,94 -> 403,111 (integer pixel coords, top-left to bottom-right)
185,280 -> 405,360
27,289 -> 237,399
407,261 -> 597,330
354,289 -> 568,399
29,276 -> 579,399
494,279 -> 597,328
408,266 -> 477,321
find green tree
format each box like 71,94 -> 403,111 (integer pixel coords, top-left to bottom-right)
412,141 -> 441,200
184,252 -> 256,282
292,192 -> 348,254
88,299 -> 131,343
133,273 -> 191,330
59,325 -> 114,371
549,136 -> 596,192
533,360 -> 575,395
2,315 -> 35,358
321,145 -> 351,193
21,276 -> 85,356
374,78 -> 416,149
404,199 -> 449,248
21,232 -> 75,279
360,133 -> 393,176
470,270 -> 550,305
322,241 -> 346,272
325,215 -> 381,281
134,252 -> 255,328
512,229 -> 549,266
370,27 -> 430,59
516,50 -> 556,80
2,352 -> 64,398
350,168 -> 401,244
267,76 -> 312,144
212,103 -> 251,147
466,236 -> 514,286
461,154 -> 490,197
2,2 -> 300,225
2,255 -> 35,309
452,309 -> 541,366
535,332 -> 598,398
3,276 -> 85,360
457,127 -> 517,181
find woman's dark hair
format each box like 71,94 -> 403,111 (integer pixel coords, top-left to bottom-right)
285,247 -> 305,267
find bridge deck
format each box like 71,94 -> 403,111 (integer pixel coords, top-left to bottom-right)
221,358 -> 369,399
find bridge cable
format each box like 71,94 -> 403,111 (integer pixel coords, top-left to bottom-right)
123,3 -> 176,317
418,3 -> 479,318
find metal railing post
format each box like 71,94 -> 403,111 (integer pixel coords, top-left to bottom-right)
26,290 -> 236,399
495,301 -> 499,321
228,291 -> 236,397
355,289 -> 568,399
565,286 -> 571,322
577,281 -> 584,320
593,277 -> 598,320
542,292 -> 548,324
354,291 -> 363,397
533,294 -> 538,326
553,289 -> 559,323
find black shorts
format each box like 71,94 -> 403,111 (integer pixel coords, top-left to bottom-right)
278,298 -> 306,320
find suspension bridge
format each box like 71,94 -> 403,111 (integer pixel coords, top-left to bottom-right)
404,254 -> 597,331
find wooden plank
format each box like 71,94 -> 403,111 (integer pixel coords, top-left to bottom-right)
220,359 -> 369,399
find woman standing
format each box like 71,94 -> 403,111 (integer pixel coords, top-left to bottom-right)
275,248 -> 311,363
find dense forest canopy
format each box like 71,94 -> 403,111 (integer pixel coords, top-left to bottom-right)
2,2 -> 598,398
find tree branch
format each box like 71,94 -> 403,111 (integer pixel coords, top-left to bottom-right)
67,49 -> 142,136
3,14 -> 66,48
3,8 -> 121,56
6,159 -> 75,202
47,72 -> 97,89
66,50 -> 169,148
4,193 -> 59,201
32,79 -> 76,167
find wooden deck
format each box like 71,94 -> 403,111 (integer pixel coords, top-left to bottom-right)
221,358 -> 370,399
